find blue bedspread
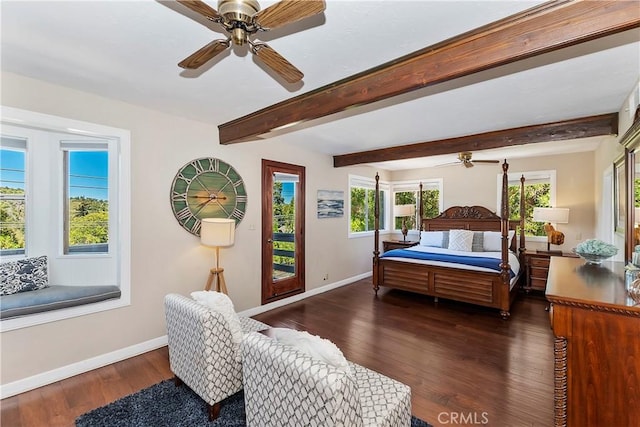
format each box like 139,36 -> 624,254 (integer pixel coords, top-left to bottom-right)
381,249 -> 514,277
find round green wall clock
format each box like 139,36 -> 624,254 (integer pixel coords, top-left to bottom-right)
170,157 -> 247,236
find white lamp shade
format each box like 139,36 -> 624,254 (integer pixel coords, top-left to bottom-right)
635,207 -> 640,223
201,218 -> 235,247
394,204 -> 416,217
532,207 -> 569,224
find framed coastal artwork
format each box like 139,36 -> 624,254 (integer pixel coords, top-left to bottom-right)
317,190 -> 344,218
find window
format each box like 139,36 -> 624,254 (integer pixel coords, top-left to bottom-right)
502,170 -> 556,239
349,175 -> 387,235
63,145 -> 109,254
0,137 -> 27,256
0,106 -> 130,331
392,179 -> 443,231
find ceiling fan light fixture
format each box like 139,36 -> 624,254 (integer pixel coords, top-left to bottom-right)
230,27 -> 248,45
218,0 -> 260,23
458,152 -> 472,162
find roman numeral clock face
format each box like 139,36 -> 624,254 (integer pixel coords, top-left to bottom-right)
170,157 -> 247,236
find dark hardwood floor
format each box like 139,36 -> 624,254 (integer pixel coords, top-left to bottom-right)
1,278 -> 554,427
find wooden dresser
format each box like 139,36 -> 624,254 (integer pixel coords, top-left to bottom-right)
546,257 -> 640,427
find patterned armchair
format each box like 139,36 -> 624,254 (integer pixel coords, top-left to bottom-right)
242,331 -> 412,427
164,293 -> 269,420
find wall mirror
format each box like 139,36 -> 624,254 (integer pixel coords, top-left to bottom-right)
621,108 -> 640,262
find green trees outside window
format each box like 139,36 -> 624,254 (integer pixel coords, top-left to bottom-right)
272,181 -> 295,277
350,187 -> 385,233
394,189 -> 440,230
1,146 -> 26,254
68,196 -> 109,245
0,187 -> 25,253
508,182 -> 550,236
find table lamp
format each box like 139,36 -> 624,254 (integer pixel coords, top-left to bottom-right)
201,218 -> 235,294
394,204 -> 416,241
532,207 -> 569,254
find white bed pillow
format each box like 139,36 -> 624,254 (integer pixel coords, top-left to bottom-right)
483,230 -> 515,252
448,229 -> 474,252
420,231 -> 443,247
191,290 -> 243,346
271,327 -> 351,375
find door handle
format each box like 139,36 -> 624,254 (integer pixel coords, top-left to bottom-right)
267,239 -> 273,243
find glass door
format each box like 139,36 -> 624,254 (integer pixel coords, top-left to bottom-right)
261,159 -> 305,304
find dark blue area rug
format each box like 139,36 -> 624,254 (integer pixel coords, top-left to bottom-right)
76,379 -> 432,426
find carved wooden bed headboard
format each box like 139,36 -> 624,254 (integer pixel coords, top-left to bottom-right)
422,205 -> 522,252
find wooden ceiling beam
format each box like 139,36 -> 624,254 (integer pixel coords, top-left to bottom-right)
332,113 -> 618,167
218,0 -> 639,145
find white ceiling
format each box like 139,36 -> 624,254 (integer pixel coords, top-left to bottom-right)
2,0 -> 639,170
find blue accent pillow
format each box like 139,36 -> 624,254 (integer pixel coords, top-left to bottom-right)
0,255 -> 49,296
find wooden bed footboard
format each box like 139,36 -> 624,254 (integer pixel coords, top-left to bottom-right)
376,259 -> 519,319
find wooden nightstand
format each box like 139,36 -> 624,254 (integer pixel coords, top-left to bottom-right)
382,240 -> 419,252
523,250 -> 577,292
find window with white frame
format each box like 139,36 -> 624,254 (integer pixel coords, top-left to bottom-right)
62,142 -> 110,254
0,106 -> 130,330
349,175 -> 388,235
392,179 -> 443,231
500,170 -> 556,239
0,136 -> 27,256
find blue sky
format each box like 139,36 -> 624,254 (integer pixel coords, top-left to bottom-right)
0,149 -> 108,200
69,152 -> 108,200
282,182 -> 294,203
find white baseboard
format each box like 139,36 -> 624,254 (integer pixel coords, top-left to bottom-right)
0,336 -> 168,399
0,272 -> 370,399
238,272 -> 371,317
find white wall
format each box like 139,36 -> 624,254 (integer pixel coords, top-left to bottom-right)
0,72 -> 378,386
390,149 -> 605,253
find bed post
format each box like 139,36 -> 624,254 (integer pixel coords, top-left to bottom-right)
373,173 -> 380,294
418,182 -> 423,231
519,174 -> 526,254
500,160 -> 511,319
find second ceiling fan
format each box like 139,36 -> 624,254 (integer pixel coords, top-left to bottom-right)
439,152 -> 500,168
176,0 -> 326,83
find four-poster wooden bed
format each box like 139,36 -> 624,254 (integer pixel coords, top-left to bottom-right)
372,161 -> 526,319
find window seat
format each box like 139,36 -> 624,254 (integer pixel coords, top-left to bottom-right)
0,285 -> 121,320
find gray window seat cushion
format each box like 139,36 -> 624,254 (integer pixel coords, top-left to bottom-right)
0,285 -> 121,319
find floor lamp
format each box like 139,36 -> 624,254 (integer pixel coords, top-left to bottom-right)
201,218 -> 235,294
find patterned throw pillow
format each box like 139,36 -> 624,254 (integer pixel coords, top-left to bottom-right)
448,229 -> 474,252
472,232 -> 485,252
0,255 -> 49,296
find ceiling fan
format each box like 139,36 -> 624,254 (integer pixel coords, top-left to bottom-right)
437,152 -> 501,168
175,0 -> 326,83
456,152 -> 500,168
